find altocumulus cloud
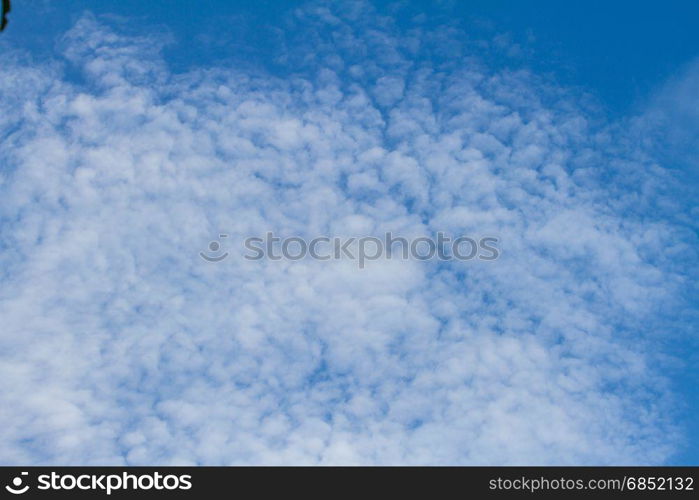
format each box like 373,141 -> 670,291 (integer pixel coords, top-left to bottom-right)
0,2 -> 695,464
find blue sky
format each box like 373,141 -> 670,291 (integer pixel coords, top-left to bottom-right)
11,1 -> 699,113
0,1 -> 697,464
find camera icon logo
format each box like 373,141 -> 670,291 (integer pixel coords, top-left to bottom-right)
5,472 -> 29,495
200,234 -> 229,262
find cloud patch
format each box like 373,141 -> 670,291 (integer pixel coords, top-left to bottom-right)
0,4 -> 691,464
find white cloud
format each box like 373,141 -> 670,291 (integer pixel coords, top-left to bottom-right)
0,3 -> 690,465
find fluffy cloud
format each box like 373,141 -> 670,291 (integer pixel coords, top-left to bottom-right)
0,3 -> 692,464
